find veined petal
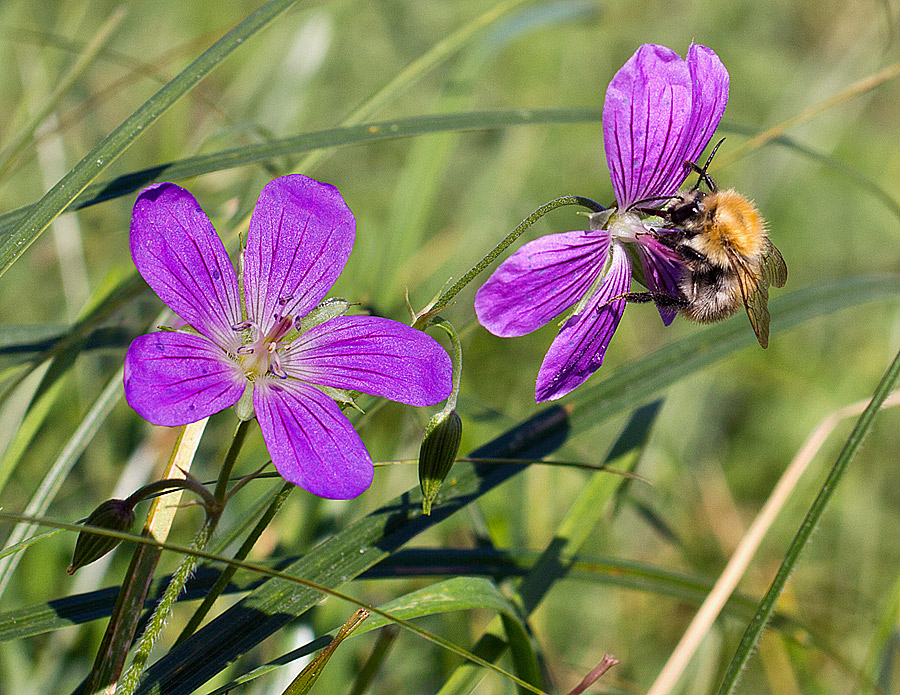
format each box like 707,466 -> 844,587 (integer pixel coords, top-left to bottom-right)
535,243 -> 631,402
131,183 -> 242,351
637,234 -> 684,326
124,332 -> 245,426
679,44 -> 729,179
254,379 -> 373,499
281,315 -> 452,406
475,231 -> 610,337
603,44 -> 693,208
244,175 -> 355,335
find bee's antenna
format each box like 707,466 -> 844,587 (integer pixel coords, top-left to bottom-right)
687,137 -> 725,192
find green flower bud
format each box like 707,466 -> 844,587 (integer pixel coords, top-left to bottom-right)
67,499 -> 136,575
418,409 -> 462,515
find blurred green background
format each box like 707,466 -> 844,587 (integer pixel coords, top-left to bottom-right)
1,1 -> 899,693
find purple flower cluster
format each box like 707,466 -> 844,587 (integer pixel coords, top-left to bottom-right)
124,175 -> 452,499
475,44 -> 729,401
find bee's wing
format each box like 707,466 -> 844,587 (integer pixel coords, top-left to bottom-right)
731,252 -> 771,348
760,239 -> 787,288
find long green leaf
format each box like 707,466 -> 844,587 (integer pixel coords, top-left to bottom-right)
0,0 -> 305,278
4,110 -> 895,241
134,405 -> 570,695
716,345 -> 900,695
0,324 -> 130,357
211,577 -> 524,694
567,275 -> 900,435
0,367 -> 124,599
0,544 -> 863,684
0,548 -> 766,644
0,108 -> 601,238
438,402 -> 661,695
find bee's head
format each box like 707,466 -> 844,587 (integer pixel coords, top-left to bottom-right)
667,190 -> 707,227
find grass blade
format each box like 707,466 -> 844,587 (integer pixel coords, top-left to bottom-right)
134,405 -> 570,695
567,276 -> 900,435
0,9 -> 126,178
0,0 -> 305,279
0,108 -> 601,237
716,347 -> 900,695
0,367 -> 123,599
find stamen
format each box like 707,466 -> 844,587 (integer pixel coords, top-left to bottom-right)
232,320 -> 253,332
237,346 -> 255,355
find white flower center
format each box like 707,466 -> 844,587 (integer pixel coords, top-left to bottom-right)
236,315 -> 295,380
602,210 -> 647,243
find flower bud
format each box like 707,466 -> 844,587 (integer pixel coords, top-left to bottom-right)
418,409 -> 462,515
67,499 -> 136,575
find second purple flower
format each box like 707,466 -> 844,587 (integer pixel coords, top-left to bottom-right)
124,175 -> 453,499
475,43 -> 729,402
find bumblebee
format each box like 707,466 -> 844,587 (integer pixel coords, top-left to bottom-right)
629,140 -> 787,348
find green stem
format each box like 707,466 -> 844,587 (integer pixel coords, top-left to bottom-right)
429,317 -> 462,411
214,419 -> 251,503
174,481 -> 293,645
415,195 -> 604,327
716,346 -> 900,695
123,478 -> 217,513
115,418 -> 251,692
116,521 -> 214,695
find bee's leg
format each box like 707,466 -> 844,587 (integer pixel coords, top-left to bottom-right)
598,291 -> 689,312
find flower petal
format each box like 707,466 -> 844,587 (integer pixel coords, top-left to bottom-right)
637,235 -> 684,326
131,183 -> 242,351
254,379 -> 373,499
281,316 -> 452,406
474,231 -> 610,337
603,44 -> 693,208
535,243 -> 631,402
124,332 -> 245,426
679,44 -> 729,177
243,175 -> 355,336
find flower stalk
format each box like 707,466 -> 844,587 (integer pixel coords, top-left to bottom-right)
412,196 -> 605,330
68,477 -> 219,575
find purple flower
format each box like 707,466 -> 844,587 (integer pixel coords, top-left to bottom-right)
474,43 -> 729,402
124,175 -> 453,499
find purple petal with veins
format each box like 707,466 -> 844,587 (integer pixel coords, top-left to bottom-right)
603,44 -> 693,208
637,235 -> 684,325
130,183 -> 242,352
254,379 -> 374,499
243,175 -> 355,335
281,316 -> 452,406
124,332 -> 244,426
474,230 -> 611,337
535,243 -> 632,402
679,44 -> 729,177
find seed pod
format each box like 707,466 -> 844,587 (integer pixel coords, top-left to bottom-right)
67,499 -> 136,575
418,409 -> 462,515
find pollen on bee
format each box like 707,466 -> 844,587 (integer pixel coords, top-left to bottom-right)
711,189 -> 766,259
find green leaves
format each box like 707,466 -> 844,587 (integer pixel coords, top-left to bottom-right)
0,0 -> 306,278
